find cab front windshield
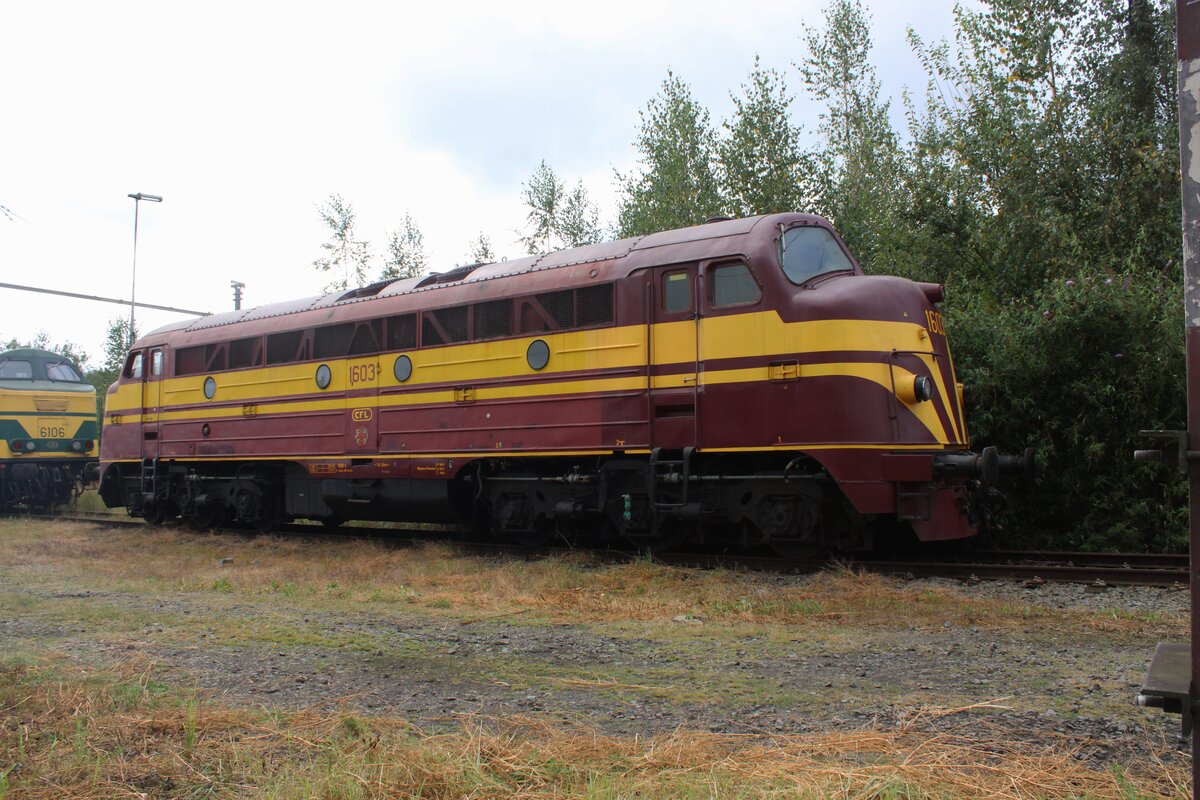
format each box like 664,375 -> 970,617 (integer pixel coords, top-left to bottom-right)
45,361 -> 82,382
779,226 -> 854,285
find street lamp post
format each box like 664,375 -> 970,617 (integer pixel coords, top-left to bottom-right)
127,192 -> 163,348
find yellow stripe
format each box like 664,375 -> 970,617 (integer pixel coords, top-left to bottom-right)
106,312 -> 964,444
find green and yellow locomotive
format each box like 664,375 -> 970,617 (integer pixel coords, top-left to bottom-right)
0,348 -> 98,510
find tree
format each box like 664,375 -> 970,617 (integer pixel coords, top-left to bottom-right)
898,0 -> 1185,549
85,319 -> 138,428
3,332 -> 90,369
520,161 -> 564,255
557,182 -> 604,248
312,194 -> 373,292
719,58 -> 815,217
96,319 -> 135,377
381,213 -> 428,280
464,233 -> 495,265
616,72 -> 726,237
797,0 -> 906,270
519,161 -> 603,254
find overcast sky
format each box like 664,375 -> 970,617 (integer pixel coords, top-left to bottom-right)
0,0 -> 968,367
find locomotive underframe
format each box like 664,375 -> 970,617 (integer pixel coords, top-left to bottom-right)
0,460 -> 91,512
97,450 -> 981,553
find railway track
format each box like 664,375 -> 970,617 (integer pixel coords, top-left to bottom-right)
851,553 -> 1189,588
5,513 -> 1190,587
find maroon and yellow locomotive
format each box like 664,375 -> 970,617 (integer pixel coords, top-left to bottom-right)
98,213 -> 1025,551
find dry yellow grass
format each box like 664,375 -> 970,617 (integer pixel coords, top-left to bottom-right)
0,520 -> 1189,797
0,658 -> 1187,799
0,520 -> 1184,640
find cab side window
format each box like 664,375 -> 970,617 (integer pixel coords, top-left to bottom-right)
125,352 -> 143,380
711,262 -> 761,307
663,271 -> 691,313
151,350 -> 163,377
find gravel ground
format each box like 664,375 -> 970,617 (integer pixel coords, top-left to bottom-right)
0,560 -> 1190,775
4,568 -> 1190,767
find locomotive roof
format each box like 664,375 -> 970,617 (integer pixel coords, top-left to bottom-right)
142,212 -> 826,342
0,348 -> 92,391
0,348 -> 83,366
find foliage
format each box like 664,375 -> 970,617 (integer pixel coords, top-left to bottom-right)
616,72 -> 726,237
950,274 -> 1186,551
719,57 -> 815,217
86,319 -> 137,421
893,0 -> 1184,549
381,213 -> 428,280
520,160 -> 563,254
312,194 -> 373,292
798,0 -> 907,270
464,232 -> 495,265
520,160 -> 602,254
2,331 -> 90,369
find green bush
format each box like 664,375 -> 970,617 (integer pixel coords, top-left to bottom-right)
948,271 -> 1187,551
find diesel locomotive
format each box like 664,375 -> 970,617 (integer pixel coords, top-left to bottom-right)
0,348 -> 99,510
98,213 -> 1026,551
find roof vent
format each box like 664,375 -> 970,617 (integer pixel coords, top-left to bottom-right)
336,278 -> 398,302
415,263 -> 485,288
704,215 -> 734,224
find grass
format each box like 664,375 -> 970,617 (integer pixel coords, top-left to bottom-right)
0,656 -> 1187,799
0,519 -> 1189,796
0,521 -> 1182,641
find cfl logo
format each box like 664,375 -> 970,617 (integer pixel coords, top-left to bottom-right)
352,408 -> 373,422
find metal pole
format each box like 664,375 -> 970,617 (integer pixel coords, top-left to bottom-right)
0,282 -> 208,316
1176,2 -> 1200,793
126,192 -> 163,349
129,196 -> 140,348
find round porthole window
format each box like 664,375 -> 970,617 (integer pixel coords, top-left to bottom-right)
526,339 -> 550,371
315,364 -> 332,389
394,354 -> 413,383
203,376 -> 216,400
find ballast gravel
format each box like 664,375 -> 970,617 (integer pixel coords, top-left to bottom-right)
1,563 -> 1188,775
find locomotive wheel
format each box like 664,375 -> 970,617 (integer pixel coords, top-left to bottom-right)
142,499 -> 166,525
189,505 -> 222,532
511,518 -> 556,548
